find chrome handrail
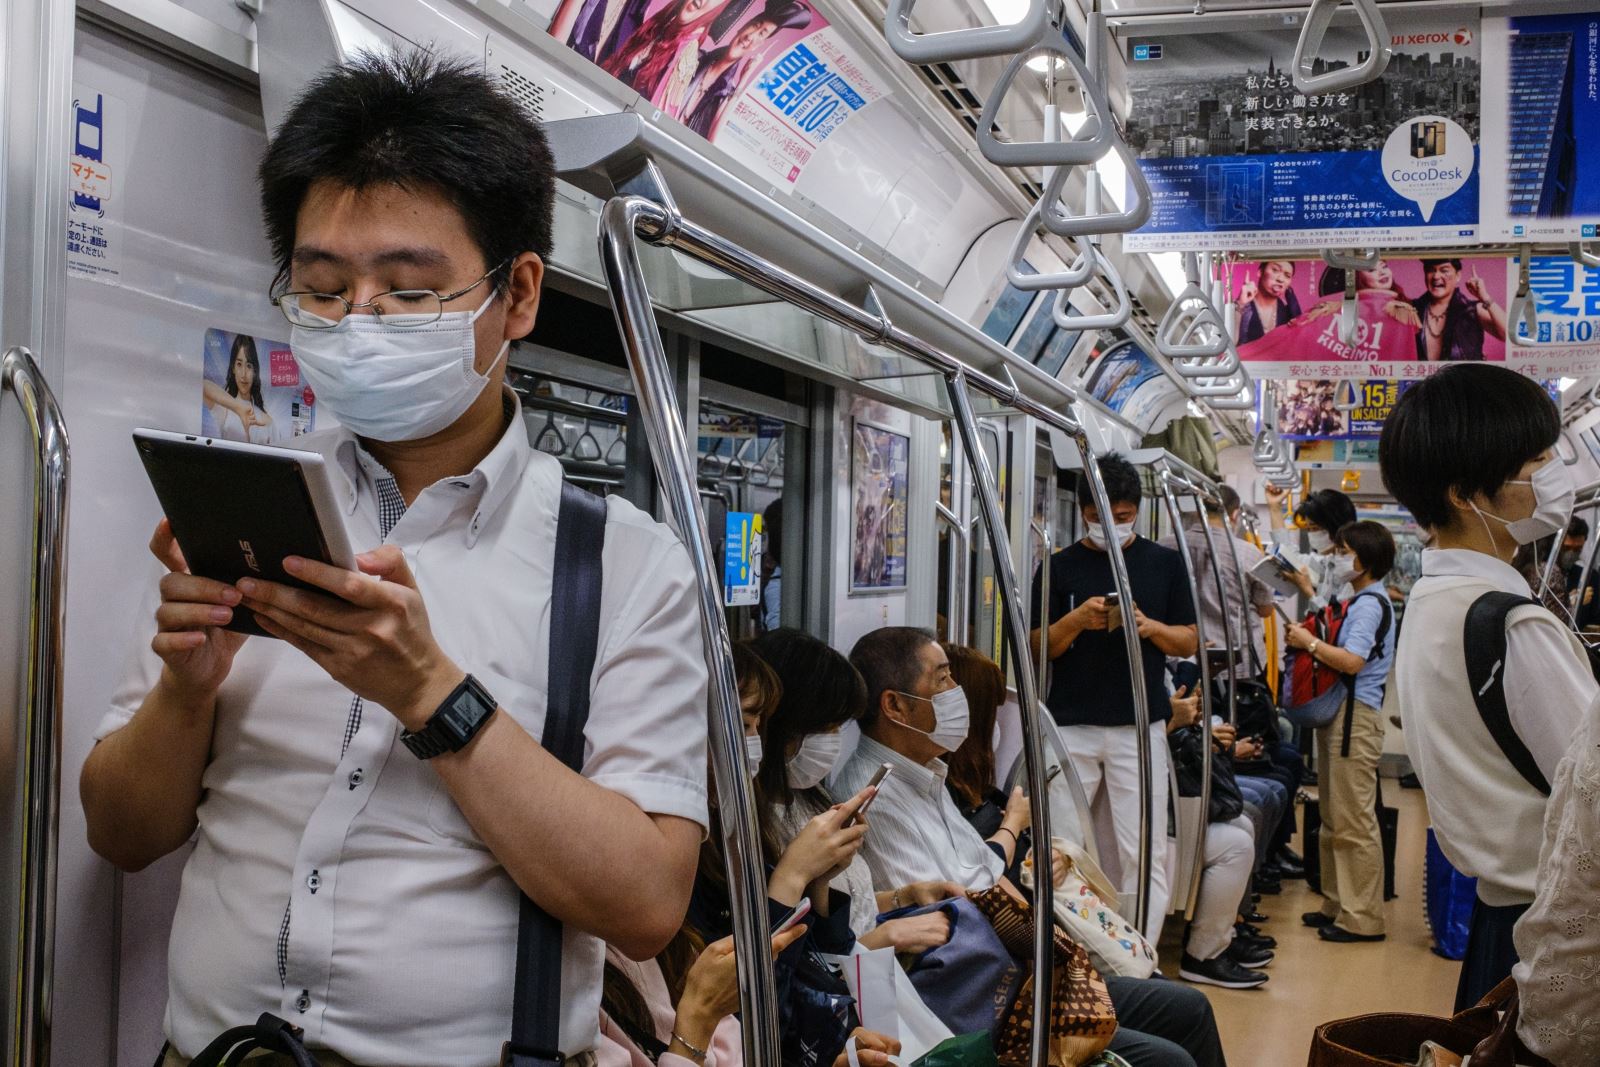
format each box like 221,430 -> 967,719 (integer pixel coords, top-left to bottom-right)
596,208 -> 780,1067
599,192 -> 1158,1065
3,346 -> 70,1067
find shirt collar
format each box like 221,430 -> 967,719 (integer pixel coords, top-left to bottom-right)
1420,547 -> 1532,597
855,734 -> 947,798
330,388 -> 531,548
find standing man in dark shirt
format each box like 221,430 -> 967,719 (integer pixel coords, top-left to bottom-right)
1029,453 -> 1198,938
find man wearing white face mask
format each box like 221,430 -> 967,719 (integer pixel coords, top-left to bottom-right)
1027,454 -> 1198,940
81,53 -> 709,1067
1380,364 -> 1597,1012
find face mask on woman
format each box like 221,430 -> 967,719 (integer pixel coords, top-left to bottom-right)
1473,457 -> 1576,548
744,734 -> 763,778
1330,558 -> 1362,589
786,731 -> 842,789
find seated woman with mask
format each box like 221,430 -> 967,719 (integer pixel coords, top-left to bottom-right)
749,628 -> 966,955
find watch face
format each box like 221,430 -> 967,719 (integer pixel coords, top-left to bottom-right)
406,675 -> 496,758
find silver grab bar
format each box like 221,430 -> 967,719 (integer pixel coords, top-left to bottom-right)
596,203 -> 780,1067
1292,0 -> 1392,95
2,346 -> 71,1067
935,499 -> 971,646
947,372 -> 1057,1061
1571,242 -> 1600,269
597,189 -> 1161,1063
1152,472 -> 1213,921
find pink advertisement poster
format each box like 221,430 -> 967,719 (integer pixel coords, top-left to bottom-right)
550,0 -> 884,187
1225,256 -> 1509,379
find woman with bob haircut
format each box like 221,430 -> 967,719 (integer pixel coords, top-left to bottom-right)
1379,363 -> 1595,1012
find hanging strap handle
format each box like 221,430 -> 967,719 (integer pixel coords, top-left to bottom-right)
504,482 -> 609,1067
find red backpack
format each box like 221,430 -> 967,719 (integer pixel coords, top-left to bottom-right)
1281,591 -> 1393,734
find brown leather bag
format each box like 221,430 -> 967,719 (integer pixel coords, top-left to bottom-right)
1307,978 -> 1552,1067
966,885 -> 1118,1067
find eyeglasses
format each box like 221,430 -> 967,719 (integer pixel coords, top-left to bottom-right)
272,261 -> 507,329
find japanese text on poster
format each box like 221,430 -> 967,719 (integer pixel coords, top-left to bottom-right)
201,329 -> 318,443
1481,11 -> 1600,241
67,84 -> 124,284
1123,13 -> 1481,251
549,0 -> 884,188
1272,379 -> 1404,440
723,511 -> 763,607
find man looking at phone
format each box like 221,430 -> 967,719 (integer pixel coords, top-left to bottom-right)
80,52 -> 708,1067
1028,453 -> 1198,938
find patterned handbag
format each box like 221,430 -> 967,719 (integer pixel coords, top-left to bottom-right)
967,886 -> 1118,1067
1020,843 -> 1157,980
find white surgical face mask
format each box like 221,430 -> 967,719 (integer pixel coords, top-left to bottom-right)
1307,530 -> 1333,553
744,734 -> 763,777
290,290 -> 507,442
1085,517 -> 1137,550
1330,558 -> 1362,589
1474,457 -> 1576,548
786,731 -> 842,789
893,685 -> 971,753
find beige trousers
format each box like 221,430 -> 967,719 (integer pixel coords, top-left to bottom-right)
1315,697 -> 1387,936
161,1045 -> 599,1067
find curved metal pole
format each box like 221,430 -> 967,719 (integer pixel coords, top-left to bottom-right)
597,202 -> 780,1067
935,500 -> 970,645
946,373 -> 1054,1067
1154,475 -> 1212,921
3,347 -> 70,1067
1078,455 -> 1155,931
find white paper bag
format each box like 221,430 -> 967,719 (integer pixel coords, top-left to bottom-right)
823,946 -> 953,1063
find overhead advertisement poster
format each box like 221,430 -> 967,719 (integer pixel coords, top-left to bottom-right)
1481,11 -> 1600,241
549,0 -> 885,189
1123,13 -> 1481,252
1272,379 -> 1403,440
1224,255 -> 1510,378
1083,340 -> 1182,432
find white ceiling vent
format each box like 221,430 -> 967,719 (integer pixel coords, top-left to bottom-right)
485,34 -> 602,124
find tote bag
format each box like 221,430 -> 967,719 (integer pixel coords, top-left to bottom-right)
1021,840 -> 1157,980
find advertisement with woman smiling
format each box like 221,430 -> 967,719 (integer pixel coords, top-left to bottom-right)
1223,256 -> 1509,378
550,0 -> 884,188
200,328 -> 318,444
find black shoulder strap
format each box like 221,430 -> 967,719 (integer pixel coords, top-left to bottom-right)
1463,591 -> 1552,797
1340,591 -> 1393,757
507,482 -> 608,1067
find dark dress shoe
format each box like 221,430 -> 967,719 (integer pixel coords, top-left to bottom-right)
1243,908 -> 1270,924
1275,857 -> 1306,880
1318,924 -> 1386,943
1276,846 -> 1304,866
1400,772 -> 1422,789
1255,877 -> 1283,896
1302,911 -> 1335,928
1235,925 -> 1277,951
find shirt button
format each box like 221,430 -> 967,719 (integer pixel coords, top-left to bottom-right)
307,870 -> 321,894
348,768 -> 364,790
296,990 -> 311,1013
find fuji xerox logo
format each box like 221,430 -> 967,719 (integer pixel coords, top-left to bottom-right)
1390,28 -> 1473,47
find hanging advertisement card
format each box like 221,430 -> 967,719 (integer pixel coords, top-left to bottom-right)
850,420 -> 908,592
1295,438 -> 1382,469
1481,11 -> 1600,241
1083,340 -> 1182,432
723,511 -> 764,607
549,0 -> 884,189
67,85 -> 125,285
1510,255 -> 1600,351
1225,255 -> 1509,378
1123,13 -> 1481,252
1271,379 -> 1402,440
200,329 -> 318,443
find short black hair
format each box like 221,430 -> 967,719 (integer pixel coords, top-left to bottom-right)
1337,520 -> 1395,581
258,49 -> 555,294
1080,452 -> 1143,508
849,626 -> 937,730
1379,364 -> 1560,531
1420,258 -> 1464,273
748,629 -> 864,805
1220,484 -> 1242,515
1295,489 -> 1356,535
1569,516 -> 1590,539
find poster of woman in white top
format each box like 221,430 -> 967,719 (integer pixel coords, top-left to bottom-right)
200,328 -> 317,444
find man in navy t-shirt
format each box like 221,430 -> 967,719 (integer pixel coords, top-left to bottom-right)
1029,453 -> 1197,936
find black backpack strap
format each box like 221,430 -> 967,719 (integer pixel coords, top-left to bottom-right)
1463,591 -> 1552,796
1340,591 -> 1393,758
506,482 -> 608,1067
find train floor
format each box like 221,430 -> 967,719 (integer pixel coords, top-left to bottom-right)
1156,782 -> 1460,1065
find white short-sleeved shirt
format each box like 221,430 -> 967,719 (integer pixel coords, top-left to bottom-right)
96,397 -> 709,1066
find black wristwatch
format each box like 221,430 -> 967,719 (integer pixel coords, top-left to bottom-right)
401,674 -> 498,760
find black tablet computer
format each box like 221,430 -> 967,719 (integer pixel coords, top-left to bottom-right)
133,428 -> 357,637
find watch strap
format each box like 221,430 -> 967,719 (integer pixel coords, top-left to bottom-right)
401,674 -> 497,759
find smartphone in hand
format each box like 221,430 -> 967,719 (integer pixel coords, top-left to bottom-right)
843,763 -> 892,828
771,896 -> 812,936
1103,591 -> 1123,632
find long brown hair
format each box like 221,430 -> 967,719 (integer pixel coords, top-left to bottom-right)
942,643 -> 1005,808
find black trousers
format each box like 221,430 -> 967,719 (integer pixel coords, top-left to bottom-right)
1104,974 -> 1227,1067
1454,896 -> 1530,1012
